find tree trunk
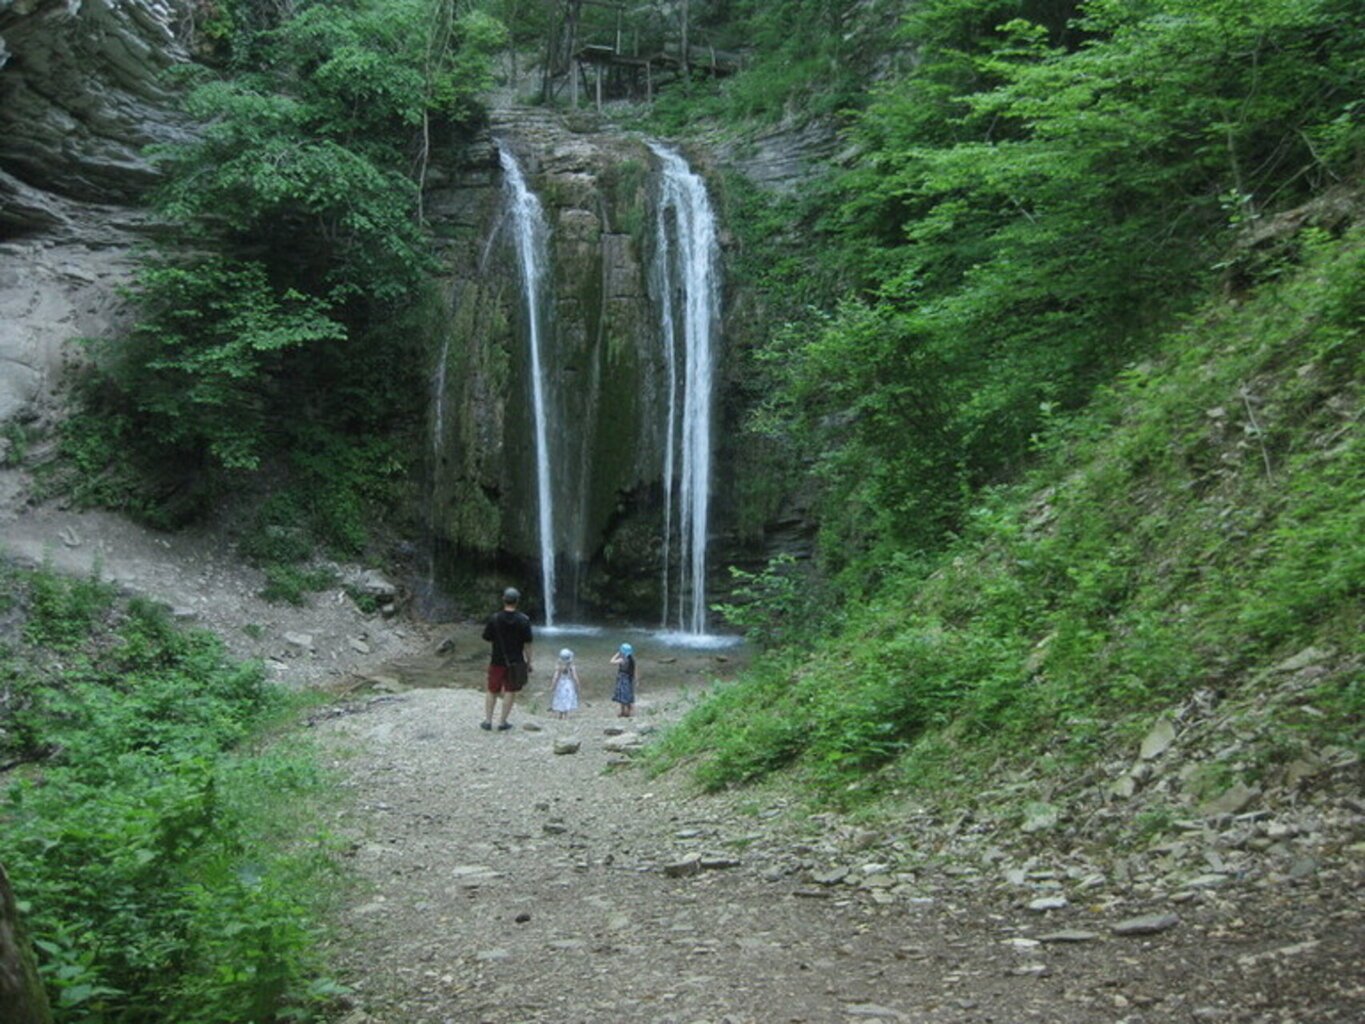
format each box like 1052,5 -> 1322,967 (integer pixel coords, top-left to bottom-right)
0,861 -> 53,1024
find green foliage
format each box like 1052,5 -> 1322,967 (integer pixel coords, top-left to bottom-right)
642,1 -> 901,129
712,554 -> 833,649
21,566 -> 115,650
0,566 -> 340,1023
658,225 -> 1364,802
737,0 -> 1365,570
72,0 -> 500,534
108,258 -> 347,473
261,564 -> 338,606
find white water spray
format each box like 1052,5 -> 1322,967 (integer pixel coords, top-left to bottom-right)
650,143 -> 719,635
500,146 -> 557,625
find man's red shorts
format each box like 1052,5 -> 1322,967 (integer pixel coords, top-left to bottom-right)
487,664 -> 528,694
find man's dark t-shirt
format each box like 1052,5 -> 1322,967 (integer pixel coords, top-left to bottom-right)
483,609 -> 533,666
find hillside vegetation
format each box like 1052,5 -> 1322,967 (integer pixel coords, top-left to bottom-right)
0,567 -> 339,1021
658,220 -> 1362,811
649,0 -> 1363,802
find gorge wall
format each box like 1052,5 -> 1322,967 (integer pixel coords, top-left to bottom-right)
0,2 -> 820,624
0,0 -> 189,451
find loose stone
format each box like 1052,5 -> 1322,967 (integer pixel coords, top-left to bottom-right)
1038,930 -> 1100,943
665,853 -> 703,878
1028,896 -> 1069,912
1112,913 -> 1181,936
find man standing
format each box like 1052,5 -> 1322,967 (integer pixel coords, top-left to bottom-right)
481,586 -> 533,731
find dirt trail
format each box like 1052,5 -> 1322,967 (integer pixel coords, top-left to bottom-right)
316,628 -> 1363,1024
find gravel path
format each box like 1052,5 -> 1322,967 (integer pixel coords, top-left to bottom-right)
7,484 -> 1358,1023
316,631 -> 1363,1024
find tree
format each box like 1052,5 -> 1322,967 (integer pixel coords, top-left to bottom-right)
0,861 -> 52,1024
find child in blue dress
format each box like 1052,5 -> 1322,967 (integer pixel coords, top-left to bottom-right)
610,642 -> 638,718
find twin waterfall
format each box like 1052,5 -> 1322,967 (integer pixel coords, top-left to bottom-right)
496,143 -> 720,634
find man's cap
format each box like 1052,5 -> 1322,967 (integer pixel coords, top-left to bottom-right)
502,587 -> 520,604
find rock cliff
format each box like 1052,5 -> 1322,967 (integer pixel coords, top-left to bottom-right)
0,0 -> 189,430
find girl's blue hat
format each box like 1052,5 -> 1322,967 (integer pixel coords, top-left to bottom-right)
619,642 -> 634,656
558,648 -> 573,662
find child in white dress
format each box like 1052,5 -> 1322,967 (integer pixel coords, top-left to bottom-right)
548,648 -> 580,719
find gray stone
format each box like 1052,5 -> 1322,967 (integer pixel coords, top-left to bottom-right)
1027,896 -> 1069,912
1186,873 -> 1229,889
345,568 -> 398,600
284,632 -> 314,651
1284,758 -> 1321,787
842,1004 -> 907,1021
1288,856 -> 1318,880
348,637 -> 371,655
812,867 -> 849,886
700,856 -> 741,871
1112,913 -> 1181,936
1109,774 -> 1138,799
604,733 -> 644,752
521,721 -> 543,731
1272,646 -> 1332,673
1038,930 -> 1100,943
664,853 -> 703,878
1021,803 -> 1060,833
1140,717 -> 1177,760
553,738 -> 581,755
1200,782 -> 1259,817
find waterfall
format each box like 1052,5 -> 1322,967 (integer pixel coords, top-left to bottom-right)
650,143 -> 720,635
431,336 -> 450,458
499,146 -> 558,625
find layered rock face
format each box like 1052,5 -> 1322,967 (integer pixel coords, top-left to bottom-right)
425,111 -> 684,620
0,0 -> 188,430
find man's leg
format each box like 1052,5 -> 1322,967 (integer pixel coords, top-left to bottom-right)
483,688 -> 497,726
498,689 -> 518,727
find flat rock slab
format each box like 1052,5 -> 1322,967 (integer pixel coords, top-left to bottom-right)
1200,782 -> 1259,817
844,1003 -> 908,1021
1112,913 -> 1181,936
1140,716 -> 1177,759
1039,930 -> 1101,943
1028,896 -> 1069,912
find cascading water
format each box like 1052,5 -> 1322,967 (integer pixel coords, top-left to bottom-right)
650,143 -> 720,635
499,146 -> 558,625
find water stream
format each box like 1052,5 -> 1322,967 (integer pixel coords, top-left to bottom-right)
650,143 -> 720,635
499,146 -> 558,625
